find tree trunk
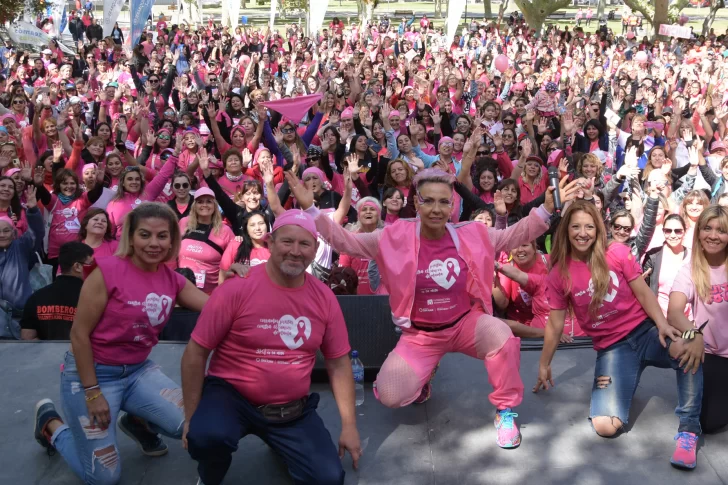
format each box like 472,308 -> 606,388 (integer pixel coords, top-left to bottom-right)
484,0 -> 492,20
364,0 -> 374,25
653,0 -> 669,39
596,0 -> 606,20
435,0 -> 442,18
498,0 -> 510,24
703,0 -> 725,36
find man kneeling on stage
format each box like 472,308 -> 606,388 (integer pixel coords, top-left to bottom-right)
181,210 -> 362,485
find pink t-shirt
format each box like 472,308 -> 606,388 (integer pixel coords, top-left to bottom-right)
178,218 -> 234,294
411,232 -> 471,326
524,272 -> 586,337
546,243 -> 646,350
339,254 -> 374,295
657,249 -> 690,316
46,194 -> 93,258
217,174 -> 253,198
91,239 -> 119,260
499,255 -> 548,325
90,256 -> 186,365
671,263 -> 728,358
191,265 -> 351,405
220,240 -> 270,271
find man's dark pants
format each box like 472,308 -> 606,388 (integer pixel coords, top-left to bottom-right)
187,377 -> 345,485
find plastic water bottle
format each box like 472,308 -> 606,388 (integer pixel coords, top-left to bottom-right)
351,351 -> 365,406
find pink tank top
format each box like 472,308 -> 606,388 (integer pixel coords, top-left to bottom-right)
89,256 -> 186,365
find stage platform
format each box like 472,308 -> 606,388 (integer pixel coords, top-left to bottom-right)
1,342 -> 726,485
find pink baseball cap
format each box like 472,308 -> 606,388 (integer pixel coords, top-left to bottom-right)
0,216 -> 14,228
340,107 -> 354,120
194,187 -> 215,199
267,209 -> 317,241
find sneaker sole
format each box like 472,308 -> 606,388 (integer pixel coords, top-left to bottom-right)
497,436 -> 522,449
670,459 -> 696,470
33,399 -> 54,448
118,420 -> 168,457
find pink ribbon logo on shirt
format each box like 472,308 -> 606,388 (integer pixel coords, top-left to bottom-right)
428,258 -> 461,290
278,315 -> 312,350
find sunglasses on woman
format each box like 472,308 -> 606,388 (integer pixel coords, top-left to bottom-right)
612,223 -> 632,233
158,134 -> 171,140
281,127 -> 295,134
173,182 -> 190,189
663,228 -> 684,235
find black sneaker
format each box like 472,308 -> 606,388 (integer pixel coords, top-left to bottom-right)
34,399 -> 61,454
118,412 -> 169,457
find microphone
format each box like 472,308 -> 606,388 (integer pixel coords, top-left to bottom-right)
547,166 -> 562,215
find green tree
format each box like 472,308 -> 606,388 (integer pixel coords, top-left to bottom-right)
512,0 -> 572,35
0,0 -> 45,23
622,0 -> 690,38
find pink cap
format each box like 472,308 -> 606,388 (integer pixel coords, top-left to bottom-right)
438,136 -> 454,148
268,209 -> 317,241
0,216 -> 14,227
710,139 -> 726,152
4,168 -> 20,177
388,111 -> 400,120
340,107 -> 354,120
82,163 -> 97,173
302,167 -> 326,181
194,187 -> 215,199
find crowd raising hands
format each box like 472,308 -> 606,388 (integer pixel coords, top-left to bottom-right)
0,10 -> 726,485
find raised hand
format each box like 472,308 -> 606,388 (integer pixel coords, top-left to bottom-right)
25,185 -> 37,209
493,190 -> 506,216
285,171 -> 315,209
347,153 -> 361,174
146,129 -> 157,147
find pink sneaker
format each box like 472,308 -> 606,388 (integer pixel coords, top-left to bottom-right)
494,408 -> 521,449
670,432 -> 698,470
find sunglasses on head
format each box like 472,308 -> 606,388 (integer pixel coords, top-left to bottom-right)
663,228 -> 685,235
173,182 -> 190,189
123,166 -> 141,173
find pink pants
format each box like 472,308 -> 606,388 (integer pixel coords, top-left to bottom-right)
374,308 -> 523,410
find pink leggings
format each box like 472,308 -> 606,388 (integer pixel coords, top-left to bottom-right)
374,309 -> 523,410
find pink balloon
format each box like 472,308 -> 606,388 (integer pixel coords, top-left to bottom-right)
635,51 -> 648,63
494,55 -> 509,73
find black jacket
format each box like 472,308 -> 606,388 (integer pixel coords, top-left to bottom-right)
614,195 -> 659,260
167,196 -> 193,220
642,245 -> 690,296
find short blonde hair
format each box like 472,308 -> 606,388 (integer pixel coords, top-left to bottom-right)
116,202 -> 181,263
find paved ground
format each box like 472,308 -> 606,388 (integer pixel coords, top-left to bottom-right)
1,341 -> 726,484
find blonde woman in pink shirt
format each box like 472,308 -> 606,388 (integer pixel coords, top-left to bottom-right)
289,168 -> 574,450
668,206 -> 728,435
33,202 -> 208,485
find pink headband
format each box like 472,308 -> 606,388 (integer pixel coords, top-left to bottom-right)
265,210 -> 317,241
82,163 -> 97,172
357,200 -> 380,213
0,216 -> 14,227
388,111 -> 400,120
438,136 -> 454,148
4,168 -> 20,177
340,107 -> 354,120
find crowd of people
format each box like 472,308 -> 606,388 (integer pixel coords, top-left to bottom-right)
0,7 -> 725,485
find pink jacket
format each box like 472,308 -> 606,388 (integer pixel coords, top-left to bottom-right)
308,205 -> 551,328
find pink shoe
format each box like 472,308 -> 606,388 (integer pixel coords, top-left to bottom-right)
670,432 -> 698,470
494,408 -> 521,449
414,363 -> 440,405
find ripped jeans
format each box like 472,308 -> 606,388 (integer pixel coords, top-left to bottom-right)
589,321 -> 703,435
52,352 -> 185,485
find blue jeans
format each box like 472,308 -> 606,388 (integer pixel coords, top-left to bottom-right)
186,377 -> 344,485
51,352 -> 185,485
589,321 -> 703,435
